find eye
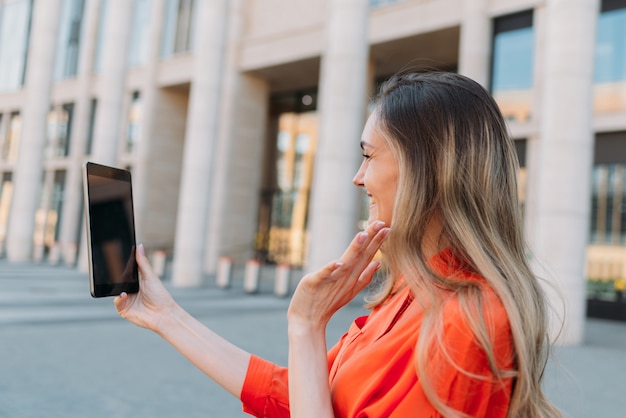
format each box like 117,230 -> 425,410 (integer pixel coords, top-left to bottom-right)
362,153 -> 372,160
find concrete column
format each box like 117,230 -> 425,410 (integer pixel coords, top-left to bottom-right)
6,0 -> 61,262
89,0 -> 133,165
527,0 -> 600,345
58,0 -> 101,266
132,0 -> 166,245
203,0 -> 269,274
171,0 -> 229,287
306,0 -> 370,271
458,0 -> 491,88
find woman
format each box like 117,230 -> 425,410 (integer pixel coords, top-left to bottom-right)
115,71 -> 562,417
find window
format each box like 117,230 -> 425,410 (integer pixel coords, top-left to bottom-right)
125,91 -> 142,153
514,139 -> 528,214
0,114 -> 4,157
85,99 -> 97,154
490,11 -> 534,123
54,0 -> 85,80
33,170 -> 66,256
0,172 -> 12,253
0,0 -> 32,92
45,103 -> 74,158
593,0 -> 626,113
587,131 -> 626,304
2,112 -> 21,162
128,0 -> 152,67
590,132 -> 626,245
161,0 -> 197,58
255,91 -> 318,266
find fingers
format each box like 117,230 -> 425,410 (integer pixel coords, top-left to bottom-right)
341,220 -> 390,266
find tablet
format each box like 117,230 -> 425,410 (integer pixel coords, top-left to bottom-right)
82,162 -> 139,298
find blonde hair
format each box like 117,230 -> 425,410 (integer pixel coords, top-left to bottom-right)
368,72 -> 561,417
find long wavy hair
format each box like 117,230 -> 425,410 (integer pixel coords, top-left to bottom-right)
368,72 -> 561,417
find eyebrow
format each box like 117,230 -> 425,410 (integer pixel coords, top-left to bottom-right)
360,141 -> 372,150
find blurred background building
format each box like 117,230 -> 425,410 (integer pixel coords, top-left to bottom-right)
0,0 -> 624,344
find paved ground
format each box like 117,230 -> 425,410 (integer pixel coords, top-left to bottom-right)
1,260 -> 625,417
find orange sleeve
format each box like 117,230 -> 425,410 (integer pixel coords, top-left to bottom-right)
240,333 -> 351,418
240,355 -> 290,418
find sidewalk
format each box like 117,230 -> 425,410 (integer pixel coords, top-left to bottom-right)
1,259 -> 625,417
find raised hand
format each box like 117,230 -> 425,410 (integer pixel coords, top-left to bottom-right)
287,220 -> 390,330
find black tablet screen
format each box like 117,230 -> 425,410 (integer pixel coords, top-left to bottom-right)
85,163 -> 138,297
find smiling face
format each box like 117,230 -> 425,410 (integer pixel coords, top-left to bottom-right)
353,111 -> 399,227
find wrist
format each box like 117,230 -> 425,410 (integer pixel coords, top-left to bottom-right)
287,315 -> 327,339
153,302 -> 184,335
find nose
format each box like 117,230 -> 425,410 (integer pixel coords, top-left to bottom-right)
353,160 -> 365,187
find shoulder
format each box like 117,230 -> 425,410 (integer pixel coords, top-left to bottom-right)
429,248 -> 511,335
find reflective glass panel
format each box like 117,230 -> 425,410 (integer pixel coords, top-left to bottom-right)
594,6 -> 626,113
491,11 -> 534,123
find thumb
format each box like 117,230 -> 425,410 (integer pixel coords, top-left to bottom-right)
114,292 -> 128,314
135,244 -> 155,278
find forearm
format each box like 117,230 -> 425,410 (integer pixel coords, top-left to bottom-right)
156,304 -> 251,399
288,321 -> 334,418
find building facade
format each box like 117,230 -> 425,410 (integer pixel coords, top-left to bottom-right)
0,0 -> 625,344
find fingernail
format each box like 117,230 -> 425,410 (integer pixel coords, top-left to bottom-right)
334,261 -> 344,269
382,228 -> 390,237
358,232 -> 368,244
374,221 -> 385,232
374,261 -> 382,271
139,244 -> 145,256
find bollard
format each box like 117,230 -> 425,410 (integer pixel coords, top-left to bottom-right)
151,250 -> 167,277
33,244 -> 45,263
48,242 -> 61,265
216,256 -> 233,289
64,242 -> 77,266
274,263 -> 291,297
244,259 -> 261,293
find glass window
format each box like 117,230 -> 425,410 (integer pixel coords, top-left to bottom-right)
514,139 -> 528,216
593,1 -> 626,113
0,0 -> 32,92
85,98 -> 97,154
54,0 -> 85,80
47,170 -> 66,248
85,99 -> 98,155
125,91 -> 142,153
128,0 -> 152,67
0,114 -> 4,157
0,172 -> 13,253
490,11 -> 534,123
161,0 -> 196,58
255,91 -> 318,266
590,132 -> 626,246
45,104 -> 74,158
2,112 -> 21,162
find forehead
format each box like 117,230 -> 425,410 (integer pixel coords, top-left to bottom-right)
361,111 -> 385,148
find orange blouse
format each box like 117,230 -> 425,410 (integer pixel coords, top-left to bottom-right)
240,250 -> 514,417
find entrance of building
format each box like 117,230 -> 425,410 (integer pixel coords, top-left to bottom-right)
255,92 -> 318,267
